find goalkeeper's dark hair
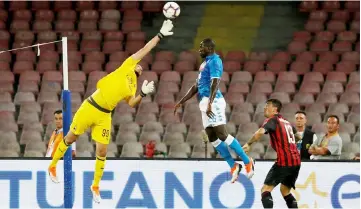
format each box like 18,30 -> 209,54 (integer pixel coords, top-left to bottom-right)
201,38 -> 216,50
54,109 -> 62,115
266,99 -> 282,112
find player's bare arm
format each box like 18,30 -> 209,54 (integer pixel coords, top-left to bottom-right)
243,128 -> 266,153
174,80 -> 198,115
206,78 -> 220,118
131,20 -> 174,61
308,145 -> 330,156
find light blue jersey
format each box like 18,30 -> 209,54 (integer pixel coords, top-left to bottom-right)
197,53 -> 223,101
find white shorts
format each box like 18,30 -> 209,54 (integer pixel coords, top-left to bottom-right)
199,97 -> 227,128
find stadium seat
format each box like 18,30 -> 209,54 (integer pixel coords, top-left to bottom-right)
339,92 -> 360,105
281,103 -> 301,114
309,10 -> 328,22
246,92 -> 267,105
327,20 -> 346,33
341,51 -> 359,63
315,31 -> 335,43
336,61 -> 356,74
290,61 -> 311,75
293,31 -> 312,43
269,92 -> 291,104
313,61 -> 333,75
225,51 -> 246,63
243,61 -> 264,74
337,31 -> 357,42
223,61 -> 241,74
333,41 -> 353,54
322,1 -> 340,11
305,20 -> 324,33
331,10 -> 350,21
316,92 -> 338,105
319,51 -> 339,64
293,92 -> 315,106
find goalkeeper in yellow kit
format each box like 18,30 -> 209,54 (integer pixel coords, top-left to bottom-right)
48,20 -> 174,204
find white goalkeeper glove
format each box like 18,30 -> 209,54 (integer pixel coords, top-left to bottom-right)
140,80 -> 155,97
158,20 -> 174,39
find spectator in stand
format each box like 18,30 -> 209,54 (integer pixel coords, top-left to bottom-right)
46,110 -> 76,158
309,115 -> 342,160
294,111 -> 317,160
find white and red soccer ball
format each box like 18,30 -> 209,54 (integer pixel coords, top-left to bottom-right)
163,2 -> 180,19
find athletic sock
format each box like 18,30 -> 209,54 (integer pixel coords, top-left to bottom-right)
261,191 -> 273,209
92,155 -> 106,187
284,193 -> 298,208
211,139 -> 235,168
49,139 -> 70,168
225,135 -> 250,164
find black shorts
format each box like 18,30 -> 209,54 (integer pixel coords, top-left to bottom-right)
264,164 -> 300,189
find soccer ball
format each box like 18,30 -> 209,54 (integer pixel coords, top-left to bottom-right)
163,2 -> 180,19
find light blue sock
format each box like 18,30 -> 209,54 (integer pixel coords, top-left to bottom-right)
225,135 -> 250,164
212,139 -> 235,168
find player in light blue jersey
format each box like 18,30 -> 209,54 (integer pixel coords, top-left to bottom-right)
174,38 -> 255,183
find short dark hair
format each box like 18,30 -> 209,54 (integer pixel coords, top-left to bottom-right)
267,99 -> 282,112
54,109 -> 62,115
201,38 -> 215,49
295,110 -> 307,116
327,115 -> 340,124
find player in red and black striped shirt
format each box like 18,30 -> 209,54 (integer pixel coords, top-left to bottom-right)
243,99 -> 301,209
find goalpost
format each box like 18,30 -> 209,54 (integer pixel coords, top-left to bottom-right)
1,37 -> 73,208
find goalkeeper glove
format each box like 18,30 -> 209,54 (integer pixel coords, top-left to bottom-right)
158,20 -> 174,39
140,80 -> 155,97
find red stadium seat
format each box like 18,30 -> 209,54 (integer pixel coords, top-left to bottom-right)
0,52 -> 11,63
9,1 -> 27,11
271,51 -> 291,64
225,51 -> 246,63
299,1 -> 318,12
231,71 -> 253,84
55,20 -> 75,32
123,9 -> 143,21
341,51 -> 359,63
228,83 -> 249,94
104,31 -> 124,41
322,82 -> 344,95
309,10 -> 328,22
178,51 -> 197,64
331,10 -> 350,21
127,31 -> 146,42
60,31 -> 80,42
350,21 -> 360,33
322,1 -> 340,12
143,1 -> 162,12
69,71 -> 86,83
266,61 -> 287,74
57,10 -> 76,21
125,41 -> 144,54
316,92 -> 338,105
174,61 -> 195,74
243,61 -> 264,74
337,31 -> 357,42
99,20 -> 119,32
82,62 -> 102,74
293,31 -> 312,43
290,61 -> 311,75
13,10 -> 32,21
225,92 -> 245,106
345,1 -> 360,12
32,2 -> 50,10
155,51 -> 175,64
274,82 -> 296,94
319,51 -> 339,64
293,92 -> 315,105
122,21 -> 141,33
38,31 -> 57,43
248,52 -> 269,63
335,61 -> 356,74
13,61 -> 34,74
160,71 -> 181,84
16,51 -> 36,63
326,71 -> 347,83
277,71 -> 298,84
254,71 -> 275,83
43,71 -> 62,83
315,31 -> 335,43
101,9 -> 121,23
305,20 -> 324,33
296,51 -> 316,63
349,72 -> 360,84
102,41 -> 123,54
85,51 -> 105,64
287,41 -> 307,54
78,20 -> 97,32
80,10 -> 99,21
121,1 -> 139,11
151,61 -> 172,74
306,103 -> 327,114
76,1 -> 95,11
109,51 -> 129,63
340,92 -> 359,105
310,41 -> 329,53
54,1 -> 72,11
99,1 -> 117,10
299,81 -> 321,95
269,92 -> 291,104
223,61 -> 241,73
332,41 -> 352,54
246,92 -> 267,105
345,83 -> 360,93
80,40 -> 101,53
313,61 -> 333,75
10,20 -> 30,32
36,61 -> 57,73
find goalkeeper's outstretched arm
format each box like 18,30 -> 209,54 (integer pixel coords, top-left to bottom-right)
131,20 -> 174,61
